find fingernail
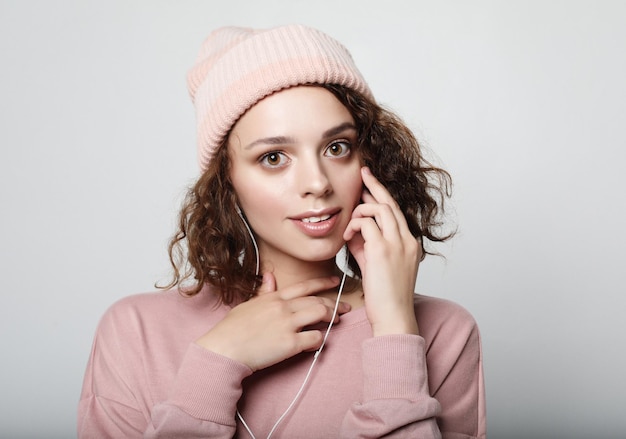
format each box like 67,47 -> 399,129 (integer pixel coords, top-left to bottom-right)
362,166 -> 371,175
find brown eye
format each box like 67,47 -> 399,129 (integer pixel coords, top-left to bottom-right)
260,151 -> 288,168
267,153 -> 280,164
325,141 -> 350,157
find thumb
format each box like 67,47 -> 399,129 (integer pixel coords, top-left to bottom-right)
256,272 -> 276,295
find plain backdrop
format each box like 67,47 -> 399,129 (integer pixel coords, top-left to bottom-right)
1,1 -> 625,438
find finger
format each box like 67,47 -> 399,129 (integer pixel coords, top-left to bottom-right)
360,188 -> 376,204
350,203 -> 403,240
345,230 -> 365,257
295,330 -> 324,352
347,215 -> 420,263
361,167 -> 398,207
256,272 -> 277,295
290,302 -> 342,330
343,217 -> 386,244
288,296 -> 351,315
361,171 -> 416,236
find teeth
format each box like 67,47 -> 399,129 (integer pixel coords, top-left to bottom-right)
301,214 -> 331,223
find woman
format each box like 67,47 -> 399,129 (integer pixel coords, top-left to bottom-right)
78,25 -> 486,438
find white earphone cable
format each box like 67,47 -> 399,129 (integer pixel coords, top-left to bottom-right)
235,206 -> 348,439
237,206 -> 260,278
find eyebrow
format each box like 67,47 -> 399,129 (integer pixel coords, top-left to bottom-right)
322,122 -> 357,139
244,122 -> 357,150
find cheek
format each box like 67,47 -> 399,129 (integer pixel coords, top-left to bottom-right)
341,168 -> 364,206
233,177 -> 285,220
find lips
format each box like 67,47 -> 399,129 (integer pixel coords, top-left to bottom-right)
290,209 -> 340,237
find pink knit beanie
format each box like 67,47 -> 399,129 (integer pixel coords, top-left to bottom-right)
187,24 -> 373,170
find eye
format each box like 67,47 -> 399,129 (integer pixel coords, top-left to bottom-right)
260,151 -> 289,168
325,140 -> 351,158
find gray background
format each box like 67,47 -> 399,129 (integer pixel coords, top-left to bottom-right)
1,1 -> 625,438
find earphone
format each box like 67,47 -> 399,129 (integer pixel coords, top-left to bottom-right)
236,204 -> 260,284
235,204 -> 349,439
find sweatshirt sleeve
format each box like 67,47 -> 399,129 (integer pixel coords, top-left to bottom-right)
340,335 -> 442,438
144,344 -> 253,438
77,304 -> 252,439
428,314 -> 486,439
78,307 -> 149,438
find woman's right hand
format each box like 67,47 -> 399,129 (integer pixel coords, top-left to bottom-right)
195,273 -> 350,371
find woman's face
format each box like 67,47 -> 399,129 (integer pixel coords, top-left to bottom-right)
228,86 -> 363,268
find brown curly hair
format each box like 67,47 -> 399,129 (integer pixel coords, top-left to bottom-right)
162,84 -> 453,305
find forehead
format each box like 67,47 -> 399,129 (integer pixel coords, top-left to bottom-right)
229,86 -> 355,147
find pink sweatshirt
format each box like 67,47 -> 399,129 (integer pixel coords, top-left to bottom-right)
78,287 -> 486,438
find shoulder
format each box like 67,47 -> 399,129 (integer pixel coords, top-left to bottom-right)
414,294 -> 478,329
95,286 -> 226,339
413,294 -> 481,353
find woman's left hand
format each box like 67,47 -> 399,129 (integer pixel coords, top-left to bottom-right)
343,167 -> 422,336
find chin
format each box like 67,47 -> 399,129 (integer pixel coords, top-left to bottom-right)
302,240 -> 346,262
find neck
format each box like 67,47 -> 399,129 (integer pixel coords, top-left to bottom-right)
261,256 -> 342,290
258,249 -> 364,309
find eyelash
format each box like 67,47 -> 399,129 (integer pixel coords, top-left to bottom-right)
258,140 -> 353,168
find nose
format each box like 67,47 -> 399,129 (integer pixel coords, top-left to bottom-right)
297,157 -> 332,198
